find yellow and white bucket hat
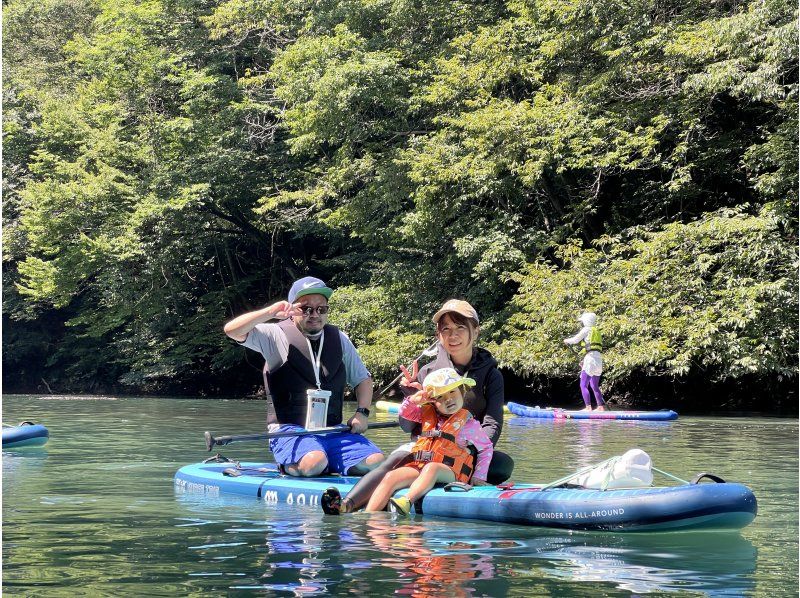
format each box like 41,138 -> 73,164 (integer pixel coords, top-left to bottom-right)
422,368 -> 476,398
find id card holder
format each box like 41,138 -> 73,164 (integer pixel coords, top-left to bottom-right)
305,388 -> 332,430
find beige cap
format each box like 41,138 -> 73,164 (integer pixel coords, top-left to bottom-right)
432,299 -> 479,324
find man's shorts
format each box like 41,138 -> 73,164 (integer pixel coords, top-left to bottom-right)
269,425 -> 383,474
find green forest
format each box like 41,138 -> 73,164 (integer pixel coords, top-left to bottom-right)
3,0 -> 798,413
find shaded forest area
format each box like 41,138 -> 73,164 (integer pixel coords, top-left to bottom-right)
3,0 -> 797,414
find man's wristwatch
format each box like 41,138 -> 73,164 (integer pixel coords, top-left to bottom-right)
355,407 -> 370,417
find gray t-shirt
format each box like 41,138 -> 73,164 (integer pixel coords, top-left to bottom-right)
241,323 -> 370,388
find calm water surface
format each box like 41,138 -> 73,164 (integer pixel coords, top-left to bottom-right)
2,395 -> 797,596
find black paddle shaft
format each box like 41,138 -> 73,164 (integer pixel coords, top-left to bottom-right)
373,340 -> 438,398
204,421 -> 400,451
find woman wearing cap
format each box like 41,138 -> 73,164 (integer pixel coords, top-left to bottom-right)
564,312 -> 606,411
320,299 -> 513,515
412,300 -> 507,452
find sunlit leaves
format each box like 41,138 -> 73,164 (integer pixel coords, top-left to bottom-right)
271,25 -> 409,154
492,209 -> 798,381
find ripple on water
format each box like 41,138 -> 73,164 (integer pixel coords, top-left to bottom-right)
2,396 -> 796,595
38,395 -> 119,401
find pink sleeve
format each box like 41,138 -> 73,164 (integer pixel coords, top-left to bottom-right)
460,419 -> 494,482
398,397 -> 423,422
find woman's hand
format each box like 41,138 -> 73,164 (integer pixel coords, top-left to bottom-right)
399,360 -> 423,391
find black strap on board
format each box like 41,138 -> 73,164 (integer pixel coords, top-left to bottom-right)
690,472 -> 726,484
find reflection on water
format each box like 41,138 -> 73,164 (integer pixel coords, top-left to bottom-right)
2,395 -> 796,596
506,416 -> 680,473
2,447 -> 49,472
173,492 -> 758,596
363,517 -> 497,598
528,532 -> 756,595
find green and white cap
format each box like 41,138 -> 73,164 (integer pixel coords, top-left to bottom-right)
288,276 -> 333,303
422,367 -> 475,398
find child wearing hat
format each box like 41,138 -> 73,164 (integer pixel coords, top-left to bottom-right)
363,367 -> 494,515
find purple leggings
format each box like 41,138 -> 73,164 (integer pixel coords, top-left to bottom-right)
580,371 -> 605,407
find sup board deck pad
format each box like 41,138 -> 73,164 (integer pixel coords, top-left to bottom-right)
507,402 -> 678,421
175,460 -> 756,532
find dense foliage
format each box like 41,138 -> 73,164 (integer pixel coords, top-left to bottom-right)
3,0 -> 797,411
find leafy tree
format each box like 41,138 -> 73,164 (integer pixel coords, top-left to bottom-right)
3,0 -> 796,409
492,208 -> 797,383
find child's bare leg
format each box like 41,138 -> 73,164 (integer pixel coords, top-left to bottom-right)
365,467 -> 419,512
405,463 -> 456,503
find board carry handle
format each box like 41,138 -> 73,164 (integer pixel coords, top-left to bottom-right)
443,481 -> 473,492
690,472 -> 726,484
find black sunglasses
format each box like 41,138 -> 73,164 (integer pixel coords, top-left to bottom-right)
299,305 -> 330,316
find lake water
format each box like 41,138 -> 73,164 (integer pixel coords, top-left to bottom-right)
2,395 -> 797,596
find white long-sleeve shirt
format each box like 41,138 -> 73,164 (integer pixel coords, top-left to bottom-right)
564,326 -> 603,376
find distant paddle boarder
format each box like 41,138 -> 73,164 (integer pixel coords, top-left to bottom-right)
564,312 -> 606,411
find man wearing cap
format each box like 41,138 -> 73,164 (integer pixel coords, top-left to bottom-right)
224,276 -> 385,477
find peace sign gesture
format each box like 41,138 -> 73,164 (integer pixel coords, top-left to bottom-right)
399,359 -> 422,391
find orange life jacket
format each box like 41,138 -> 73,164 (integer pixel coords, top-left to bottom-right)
410,405 -> 475,483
